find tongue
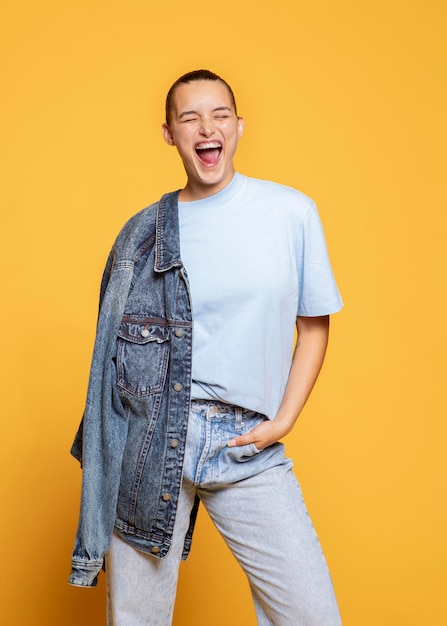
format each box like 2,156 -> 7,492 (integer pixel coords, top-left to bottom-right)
198,148 -> 220,165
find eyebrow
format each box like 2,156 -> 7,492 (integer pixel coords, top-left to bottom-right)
178,106 -> 232,119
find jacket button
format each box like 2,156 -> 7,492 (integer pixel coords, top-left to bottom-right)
141,329 -> 150,338
173,383 -> 183,392
170,439 -> 179,448
162,493 -> 171,501
174,328 -> 184,338
151,546 -> 161,554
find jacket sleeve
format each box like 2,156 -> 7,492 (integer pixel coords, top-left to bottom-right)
69,246 -> 135,587
69,201 -> 158,587
70,246 -> 116,465
98,247 -> 116,317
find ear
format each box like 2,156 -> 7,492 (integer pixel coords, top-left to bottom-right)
237,116 -> 245,139
162,123 -> 175,146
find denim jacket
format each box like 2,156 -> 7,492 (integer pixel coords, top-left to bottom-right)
69,191 -> 199,587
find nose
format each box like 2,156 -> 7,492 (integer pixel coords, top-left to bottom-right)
199,117 -> 215,137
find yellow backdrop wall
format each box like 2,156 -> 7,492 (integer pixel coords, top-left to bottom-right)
1,1 -> 446,624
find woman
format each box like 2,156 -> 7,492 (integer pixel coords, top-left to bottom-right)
69,69 -> 343,626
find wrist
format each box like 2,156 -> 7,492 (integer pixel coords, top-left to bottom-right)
272,413 -> 297,437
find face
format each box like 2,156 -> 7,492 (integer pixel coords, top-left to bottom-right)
162,80 -> 244,201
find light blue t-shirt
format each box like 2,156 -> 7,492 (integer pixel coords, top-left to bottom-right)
178,172 -> 343,420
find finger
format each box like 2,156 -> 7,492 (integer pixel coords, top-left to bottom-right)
227,435 -> 250,447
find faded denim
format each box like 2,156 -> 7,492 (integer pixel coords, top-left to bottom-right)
106,401 -> 341,625
69,191 -> 197,587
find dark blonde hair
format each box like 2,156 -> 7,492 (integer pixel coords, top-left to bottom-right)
165,69 -> 237,124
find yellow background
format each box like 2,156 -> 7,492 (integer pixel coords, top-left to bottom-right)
1,1 -> 446,624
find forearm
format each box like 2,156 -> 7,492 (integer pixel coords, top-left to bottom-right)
274,315 -> 330,434
228,315 -> 330,449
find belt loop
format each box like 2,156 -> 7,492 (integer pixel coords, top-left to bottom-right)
235,406 -> 243,433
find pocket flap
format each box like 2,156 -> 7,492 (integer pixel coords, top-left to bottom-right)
118,317 -> 170,345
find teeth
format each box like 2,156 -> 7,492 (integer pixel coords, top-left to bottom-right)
196,142 -> 222,150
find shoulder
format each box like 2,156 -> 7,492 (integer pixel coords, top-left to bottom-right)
239,174 -> 315,218
112,203 -> 156,257
118,201 -> 157,235
111,192 -> 176,259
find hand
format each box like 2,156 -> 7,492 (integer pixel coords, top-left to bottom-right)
227,418 -> 293,451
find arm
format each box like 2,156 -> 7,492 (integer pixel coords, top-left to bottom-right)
228,315 -> 330,449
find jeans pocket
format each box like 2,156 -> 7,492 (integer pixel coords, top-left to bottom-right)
247,442 -> 263,455
236,413 -> 267,458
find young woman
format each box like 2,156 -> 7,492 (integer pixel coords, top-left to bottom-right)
69,69 -> 343,626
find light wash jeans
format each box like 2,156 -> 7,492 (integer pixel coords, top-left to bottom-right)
106,400 -> 341,625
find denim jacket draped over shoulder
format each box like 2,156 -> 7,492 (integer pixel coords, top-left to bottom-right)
69,191 -> 197,588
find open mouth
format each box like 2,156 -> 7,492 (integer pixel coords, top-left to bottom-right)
195,141 -> 222,166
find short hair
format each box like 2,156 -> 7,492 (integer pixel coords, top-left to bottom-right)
165,69 -> 237,124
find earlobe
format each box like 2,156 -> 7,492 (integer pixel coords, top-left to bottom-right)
162,123 -> 175,146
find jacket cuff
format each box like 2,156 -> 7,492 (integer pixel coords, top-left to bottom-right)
68,557 -> 103,587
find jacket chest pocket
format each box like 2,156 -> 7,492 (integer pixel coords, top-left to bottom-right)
117,318 -> 171,396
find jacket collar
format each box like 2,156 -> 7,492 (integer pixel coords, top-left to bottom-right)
155,191 -> 183,272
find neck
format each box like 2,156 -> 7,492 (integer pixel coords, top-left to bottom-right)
180,170 -> 236,202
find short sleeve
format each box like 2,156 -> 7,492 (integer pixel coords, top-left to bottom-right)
296,203 -> 343,316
